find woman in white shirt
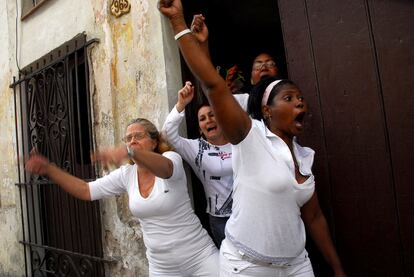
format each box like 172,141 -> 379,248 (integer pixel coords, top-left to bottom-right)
163,81 -> 233,247
25,118 -> 218,277
159,1 -> 346,276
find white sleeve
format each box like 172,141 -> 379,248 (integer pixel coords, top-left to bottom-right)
88,166 -> 127,200
162,106 -> 198,163
233,93 -> 249,111
162,151 -> 185,182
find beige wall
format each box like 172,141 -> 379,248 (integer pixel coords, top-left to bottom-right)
0,0 -> 25,275
0,0 -> 182,276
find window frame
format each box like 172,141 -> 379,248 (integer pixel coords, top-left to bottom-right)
21,0 -> 51,20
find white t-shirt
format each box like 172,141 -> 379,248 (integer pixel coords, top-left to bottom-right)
225,119 -> 315,263
88,151 -> 217,271
162,107 -> 233,217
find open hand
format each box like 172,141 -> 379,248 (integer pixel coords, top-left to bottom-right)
191,14 -> 208,43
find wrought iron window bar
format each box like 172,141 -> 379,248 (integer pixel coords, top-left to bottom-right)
11,34 -> 117,277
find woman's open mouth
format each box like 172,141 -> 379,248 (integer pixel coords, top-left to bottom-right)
207,126 -> 217,132
294,112 -> 306,128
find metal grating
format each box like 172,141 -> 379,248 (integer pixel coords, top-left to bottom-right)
11,34 -> 115,277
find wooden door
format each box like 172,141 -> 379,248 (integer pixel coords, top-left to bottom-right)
278,0 -> 414,275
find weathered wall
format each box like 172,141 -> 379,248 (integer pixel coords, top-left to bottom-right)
0,0 -> 181,276
19,0 -> 98,66
0,1 -> 25,276
88,1 -> 181,274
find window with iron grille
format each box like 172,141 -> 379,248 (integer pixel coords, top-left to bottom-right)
11,34 -> 115,276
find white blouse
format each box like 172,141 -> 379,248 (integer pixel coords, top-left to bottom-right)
226,119 -> 315,263
162,107 -> 234,217
88,151 -> 217,271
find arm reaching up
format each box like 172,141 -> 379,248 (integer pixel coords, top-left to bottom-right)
191,14 -> 210,58
191,14 -> 208,43
162,82 -> 200,165
176,81 -> 194,112
159,0 -> 251,144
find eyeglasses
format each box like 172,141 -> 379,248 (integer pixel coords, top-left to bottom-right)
123,132 -> 147,143
252,60 -> 276,71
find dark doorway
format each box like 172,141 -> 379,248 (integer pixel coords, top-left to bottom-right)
182,0 -> 287,85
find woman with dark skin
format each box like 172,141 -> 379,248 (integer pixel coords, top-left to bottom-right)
159,0 -> 346,276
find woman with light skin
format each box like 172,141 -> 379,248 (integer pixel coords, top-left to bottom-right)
163,81 -> 233,247
159,1 -> 347,276
25,118 -> 219,277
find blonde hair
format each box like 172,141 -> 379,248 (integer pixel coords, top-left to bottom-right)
127,118 -> 173,154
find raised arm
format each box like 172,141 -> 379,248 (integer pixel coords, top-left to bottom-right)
25,150 -> 91,201
191,14 -> 210,59
92,146 -> 173,179
301,193 -> 347,277
162,82 -> 194,150
159,0 -> 251,144
175,81 -> 194,112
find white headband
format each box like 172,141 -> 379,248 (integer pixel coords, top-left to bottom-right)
261,79 -> 282,106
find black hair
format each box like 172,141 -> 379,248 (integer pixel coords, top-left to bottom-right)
247,77 -> 298,121
195,101 -> 210,115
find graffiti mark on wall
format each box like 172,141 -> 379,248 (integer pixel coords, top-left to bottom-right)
101,112 -> 114,129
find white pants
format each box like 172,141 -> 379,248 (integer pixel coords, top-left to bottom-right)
219,239 -> 314,277
149,251 -> 219,277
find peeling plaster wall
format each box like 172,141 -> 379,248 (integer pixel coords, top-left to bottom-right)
89,1 -> 182,274
0,0 -> 182,276
0,1 -> 25,276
